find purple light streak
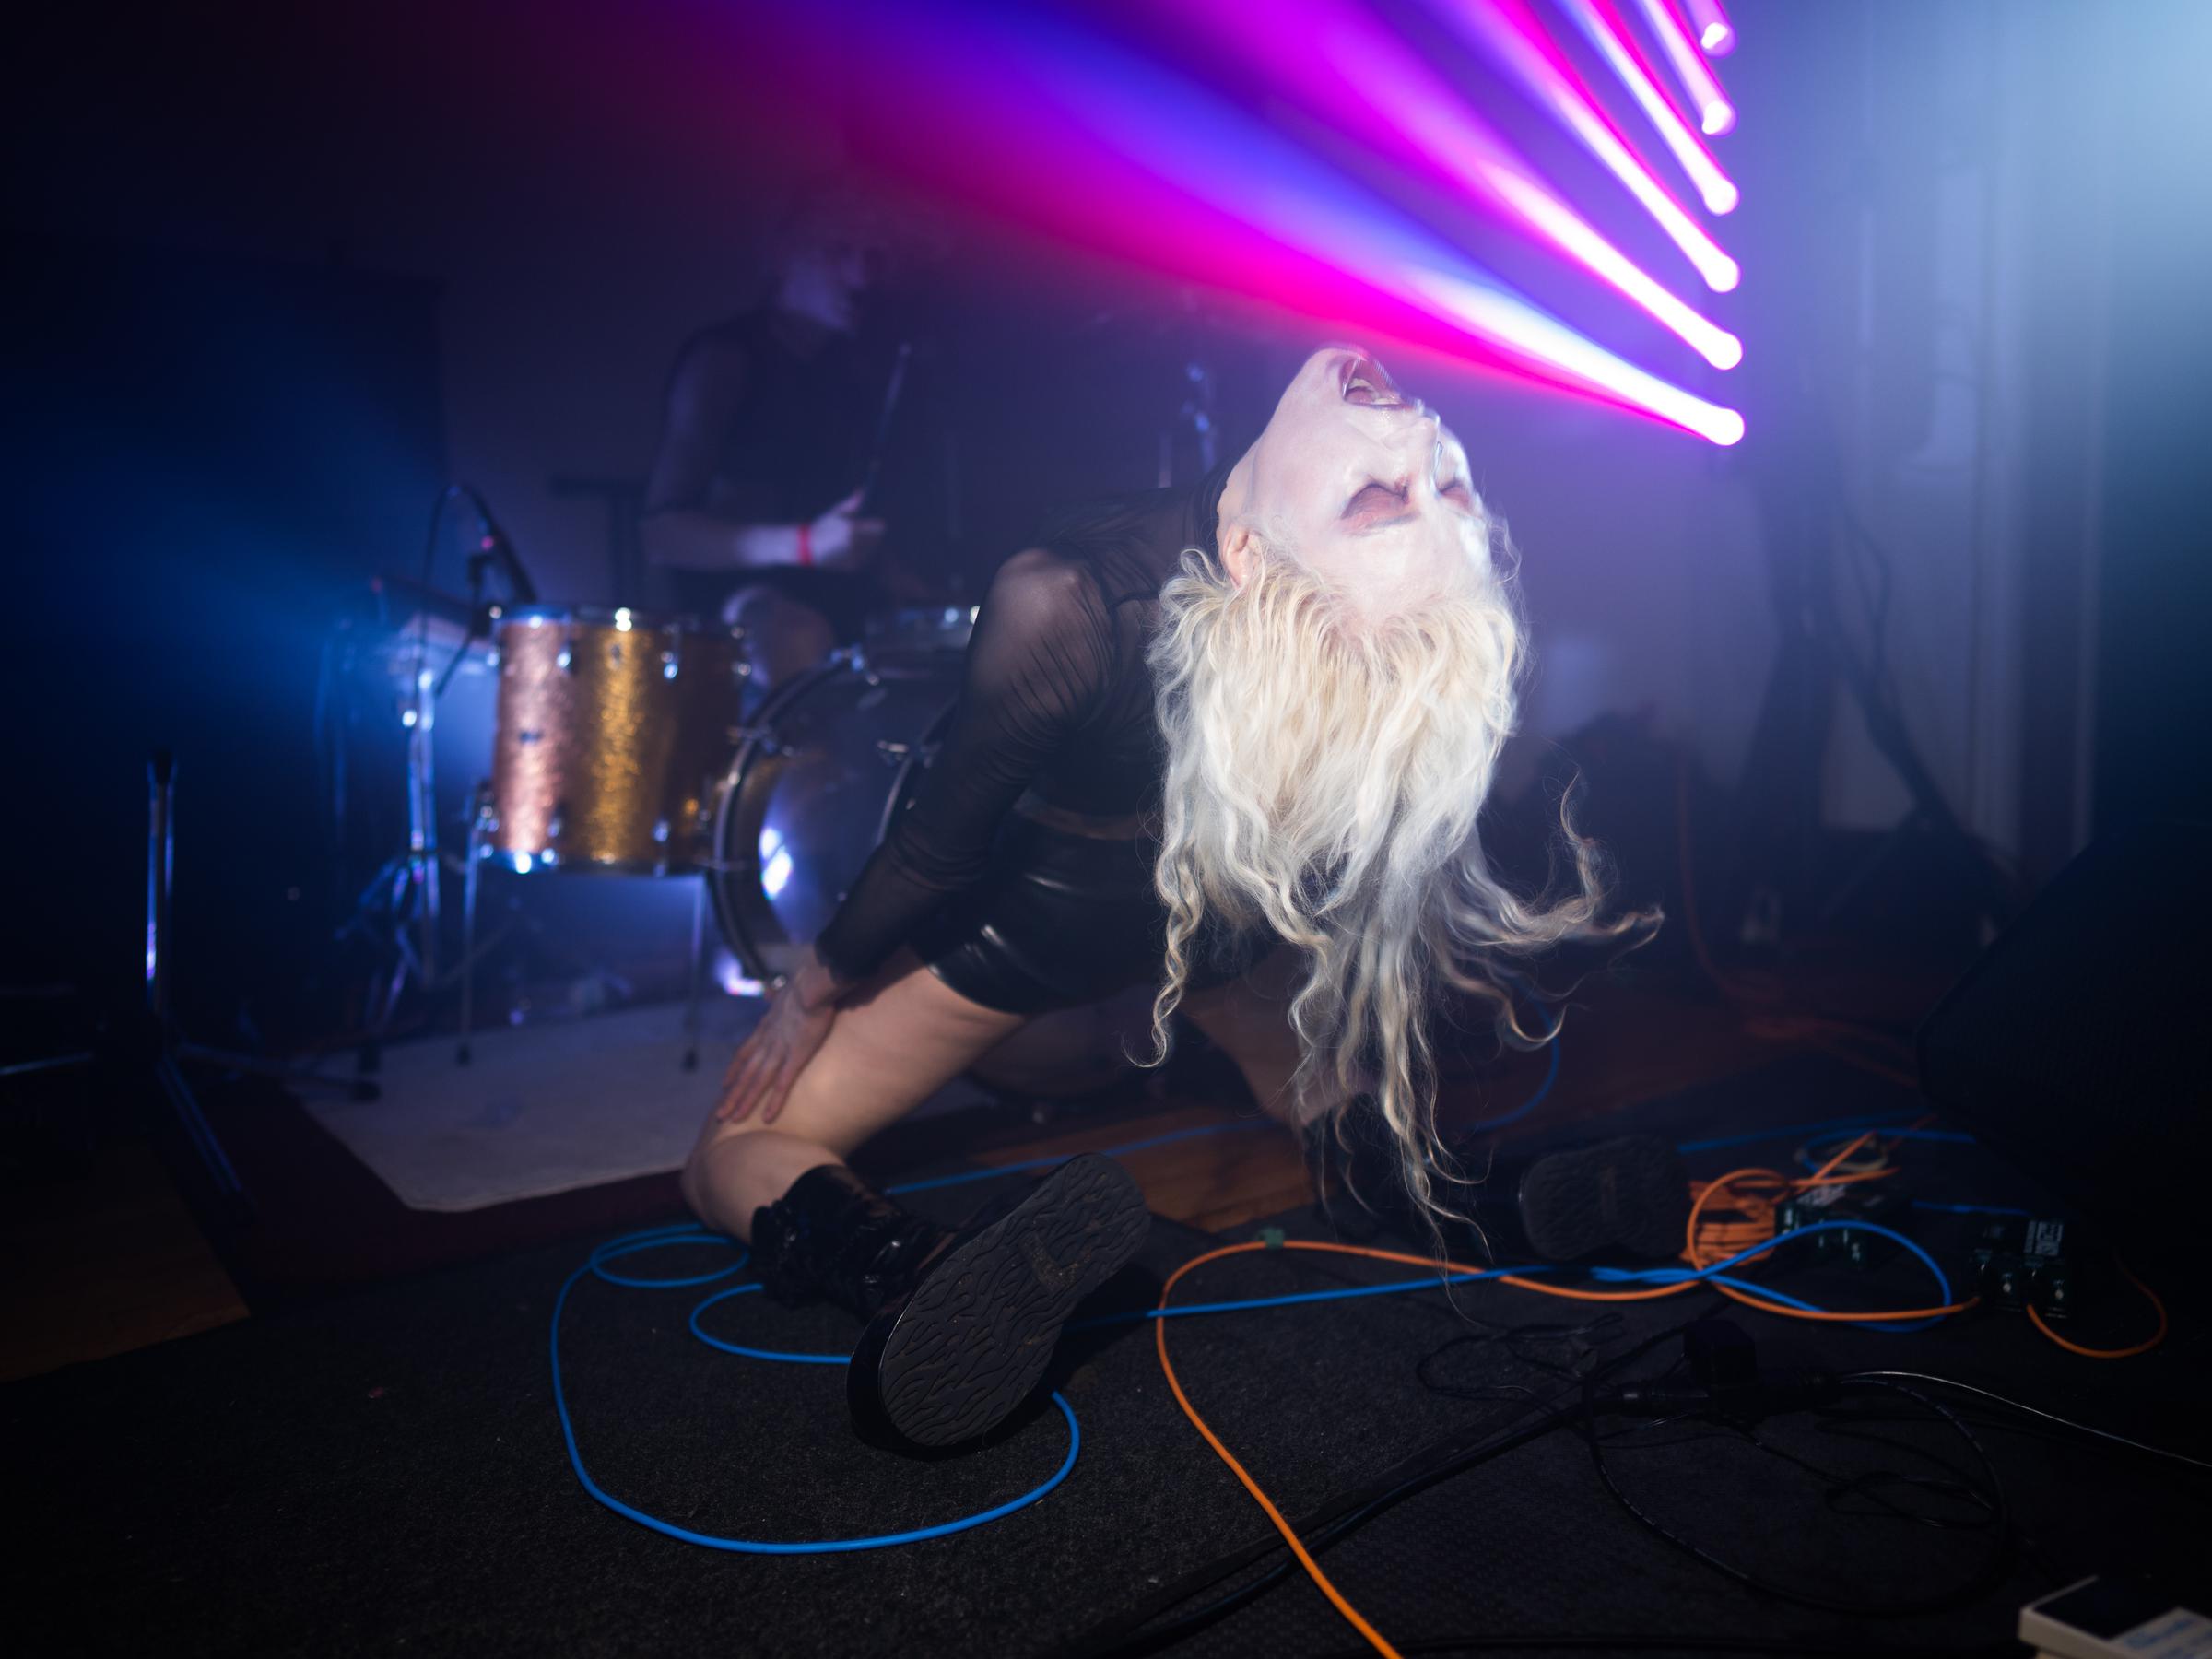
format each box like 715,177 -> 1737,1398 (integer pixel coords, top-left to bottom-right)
1683,0 -> 1735,57
1419,0 -> 1738,290
1169,0 -> 1740,365
769,1 -> 1743,443
1554,0 -> 1740,212
1628,0 -> 1736,134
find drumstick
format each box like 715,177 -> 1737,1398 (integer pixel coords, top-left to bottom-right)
852,341 -> 912,516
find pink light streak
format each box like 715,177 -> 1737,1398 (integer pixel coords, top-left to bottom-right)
762,2 -> 1743,444
1555,0 -> 1740,212
1169,0 -> 1740,365
1683,0 -> 1735,57
1629,0 -> 1735,134
1421,0 -> 1737,291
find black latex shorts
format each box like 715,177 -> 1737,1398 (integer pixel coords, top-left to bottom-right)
912,816 -> 1265,1016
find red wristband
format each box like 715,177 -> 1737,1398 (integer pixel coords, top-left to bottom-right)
794,522 -> 814,566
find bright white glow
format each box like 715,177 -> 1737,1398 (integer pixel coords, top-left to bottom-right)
613,606 -> 633,632
1405,265 -> 1743,445
1424,0 -> 1738,291
513,852 -> 535,874
1687,0 -> 1735,57
400,708 -> 418,728
1559,0 -> 1738,213
714,947 -> 767,998
1538,61 -> 1739,288
1486,167 -> 1740,366
1332,31 -> 1740,364
759,826 -> 793,900
417,667 -> 434,691
527,615 -> 545,629
1630,0 -> 1735,136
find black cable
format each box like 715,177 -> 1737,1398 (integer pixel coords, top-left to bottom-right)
1084,1401 -> 1589,1659
1080,1322 -> 1710,1659
1416,1312 -> 1628,1403
1582,1376 -> 2010,1618
1845,1370 -> 2212,1476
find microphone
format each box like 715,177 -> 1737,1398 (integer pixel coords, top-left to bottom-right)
465,488 -> 539,605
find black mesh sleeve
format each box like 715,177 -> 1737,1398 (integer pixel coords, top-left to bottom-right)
810,547 -> 1120,986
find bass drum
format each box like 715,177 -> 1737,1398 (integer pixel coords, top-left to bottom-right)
709,648 -> 962,983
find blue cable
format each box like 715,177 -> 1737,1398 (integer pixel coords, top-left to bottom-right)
557,1079 -> 1970,1552
895,1021 -> 1567,1206
551,1228 -> 1080,1553
883,1122 -> 1268,1197
688,1282 -> 849,1363
1066,1263 -> 1558,1333
1585,1218 -> 1958,1334
1793,1127 -> 1975,1172
1458,1033 -> 1561,1133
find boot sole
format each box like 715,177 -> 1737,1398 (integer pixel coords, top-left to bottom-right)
869,1153 -> 1150,1448
1516,1134 -> 1690,1261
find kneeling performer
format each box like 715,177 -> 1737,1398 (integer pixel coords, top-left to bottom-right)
683,344 -> 1629,1451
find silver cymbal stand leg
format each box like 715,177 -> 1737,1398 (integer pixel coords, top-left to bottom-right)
457,785 -> 488,1065
406,663 -> 441,984
682,874 -> 707,1072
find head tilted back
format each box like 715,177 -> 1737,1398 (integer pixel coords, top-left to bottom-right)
1144,516 -> 1646,1233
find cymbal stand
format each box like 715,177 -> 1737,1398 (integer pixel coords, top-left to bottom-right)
456,784 -> 490,1065
359,555 -> 500,1057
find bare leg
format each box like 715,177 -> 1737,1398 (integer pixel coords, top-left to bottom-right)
681,950 -> 1027,1240
1177,948 -> 1311,1128
967,986 -> 1155,1100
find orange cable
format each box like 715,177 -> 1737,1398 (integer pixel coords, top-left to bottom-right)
1681,1153 -> 1979,1324
2026,1267 -> 2169,1359
1156,1241 -> 1406,1659
1800,1130 -> 1879,1188
1155,1224 -> 1983,1659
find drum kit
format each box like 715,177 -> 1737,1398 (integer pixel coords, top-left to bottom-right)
397,599 -> 978,1066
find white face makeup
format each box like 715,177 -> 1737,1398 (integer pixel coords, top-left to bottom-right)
1220,345 -> 1484,609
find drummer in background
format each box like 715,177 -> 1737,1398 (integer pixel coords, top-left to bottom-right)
641,188 -> 945,689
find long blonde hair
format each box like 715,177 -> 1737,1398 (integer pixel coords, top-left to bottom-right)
1143,512 -> 1650,1231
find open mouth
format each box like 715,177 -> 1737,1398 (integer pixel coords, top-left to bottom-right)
1337,349 -> 1408,409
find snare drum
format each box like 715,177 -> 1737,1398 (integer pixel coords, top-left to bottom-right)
708,646 -> 962,982
488,606 -> 745,875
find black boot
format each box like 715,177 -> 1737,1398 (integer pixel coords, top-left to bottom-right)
751,1155 -> 1150,1452
1307,1101 -> 1688,1265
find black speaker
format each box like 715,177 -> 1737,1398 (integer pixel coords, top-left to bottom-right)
1918,821 -> 2210,1309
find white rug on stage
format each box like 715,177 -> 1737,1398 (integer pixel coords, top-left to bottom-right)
303,998 -> 995,1213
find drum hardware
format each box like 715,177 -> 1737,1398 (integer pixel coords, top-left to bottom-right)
874,738 -> 941,766
457,784 -> 489,1065
706,649 -> 964,985
452,783 -> 717,1071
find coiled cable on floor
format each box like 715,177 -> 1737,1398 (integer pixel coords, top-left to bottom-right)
550,1227 -> 1081,1553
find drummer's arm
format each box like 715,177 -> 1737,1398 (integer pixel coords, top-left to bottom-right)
811,548 -> 1114,989
639,335 -> 807,571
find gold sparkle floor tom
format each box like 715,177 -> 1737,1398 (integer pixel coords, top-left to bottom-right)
488,606 -> 745,876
